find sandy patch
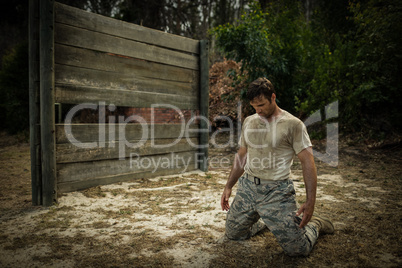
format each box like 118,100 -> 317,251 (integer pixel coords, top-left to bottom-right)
1,141 -> 401,267
0,170 -> 348,267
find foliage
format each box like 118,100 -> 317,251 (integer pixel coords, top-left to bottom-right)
212,4 -> 270,81
57,0 -> 121,17
212,1 -> 309,113
349,0 -> 402,131
212,0 -> 401,139
117,0 -> 252,40
0,42 -> 29,134
299,0 -> 401,135
295,36 -> 356,121
0,0 -> 28,73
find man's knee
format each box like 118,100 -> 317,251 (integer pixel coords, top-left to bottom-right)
225,220 -> 250,240
281,239 -> 313,257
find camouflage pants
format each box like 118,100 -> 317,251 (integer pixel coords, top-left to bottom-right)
225,176 -> 318,256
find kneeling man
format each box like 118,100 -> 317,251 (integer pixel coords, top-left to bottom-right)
220,77 -> 334,256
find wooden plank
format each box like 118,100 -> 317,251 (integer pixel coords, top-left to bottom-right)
54,2 -> 199,55
55,44 -> 199,85
40,0 -> 57,206
56,124 -> 200,144
57,151 -> 198,183
29,0 -> 42,205
55,23 -> 199,70
56,137 -> 199,163
199,40 -> 210,172
54,63 -> 198,97
54,83 -> 199,109
57,163 -> 198,193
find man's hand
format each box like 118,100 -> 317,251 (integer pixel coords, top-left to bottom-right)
220,146 -> 247,211
221,187 -> 232,211
296,201 -> 315,228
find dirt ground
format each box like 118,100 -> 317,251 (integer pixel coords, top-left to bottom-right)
0,131 -> 401,267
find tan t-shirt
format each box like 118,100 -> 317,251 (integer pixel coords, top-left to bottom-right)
239,110 -> 312,181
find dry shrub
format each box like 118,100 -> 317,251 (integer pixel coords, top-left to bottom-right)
209,59 -> 250,128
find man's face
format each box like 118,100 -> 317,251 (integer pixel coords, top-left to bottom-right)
250,94 -> 276,119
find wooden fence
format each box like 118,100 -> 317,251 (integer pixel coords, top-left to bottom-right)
29,0 -> 209,206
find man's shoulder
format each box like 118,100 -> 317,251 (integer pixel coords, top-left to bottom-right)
280,110 -> 303,126
242,111 -> 304,126
245,113 -> 260,120
243,113 -> 260,124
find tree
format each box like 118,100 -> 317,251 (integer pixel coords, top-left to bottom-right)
0,0 -> 28,72
118,0 -> 166,31
295,0 -> 401,136
85,0 -> 122,17
0,42 -> 29,134
117,0 -> 252,39
348,0 -> 402,132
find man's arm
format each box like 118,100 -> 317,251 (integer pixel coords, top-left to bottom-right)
221,146 -> 247,211
295,147 -> 317,228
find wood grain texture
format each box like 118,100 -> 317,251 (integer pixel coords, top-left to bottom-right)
54,83 -> 199,109
57,151 -> 198,183
56,123 -> 200,144
57,163 -> 198,193
40,0 -> 57,206
55,2 -> 199,55
55,44 -> 199,87
42,3 -> 209,196
56,137 -> 199,163
55,23 -> 198,70
199,40 -> 210,171
29,0 -> 42,205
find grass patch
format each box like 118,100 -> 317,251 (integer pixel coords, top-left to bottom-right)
82,186 -> 106,198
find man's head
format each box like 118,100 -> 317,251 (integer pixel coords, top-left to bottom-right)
247,78 -> 277,119
246,77 -> 276,103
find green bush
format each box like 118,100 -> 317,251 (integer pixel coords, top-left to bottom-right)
349,0 -> 402,132
212,0 -> 401,139
211,1 -> 307,113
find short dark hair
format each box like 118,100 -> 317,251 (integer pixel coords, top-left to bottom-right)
246,77 -> 276,102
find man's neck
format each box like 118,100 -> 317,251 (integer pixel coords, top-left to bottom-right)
266,106 -> 282,122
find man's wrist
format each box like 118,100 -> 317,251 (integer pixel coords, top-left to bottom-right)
305,199 -> 315,207
224,184 -> 232,191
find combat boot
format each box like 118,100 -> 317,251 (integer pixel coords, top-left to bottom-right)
309,215 -> 334,235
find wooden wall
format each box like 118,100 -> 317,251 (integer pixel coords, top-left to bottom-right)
29,1 -> 209,205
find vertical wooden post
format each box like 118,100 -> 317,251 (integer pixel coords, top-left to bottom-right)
40,0 -> 57,206
29,0 -> 42,205
199,40 -> 209,171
